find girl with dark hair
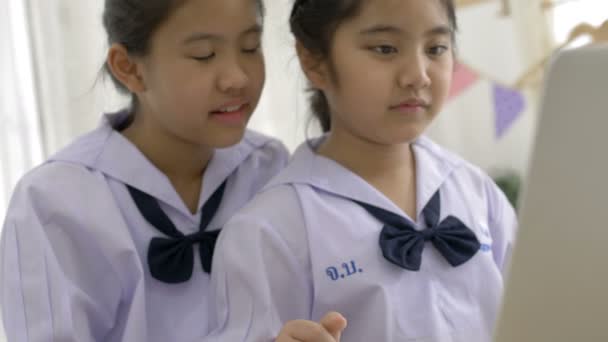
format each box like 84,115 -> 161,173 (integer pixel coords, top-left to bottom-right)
208,0 -> 517,341
0,0 -> 288,340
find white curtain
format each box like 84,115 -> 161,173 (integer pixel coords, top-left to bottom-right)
0,0 -> 44,222
0,0 -> 44,339
26,0 -> 128,157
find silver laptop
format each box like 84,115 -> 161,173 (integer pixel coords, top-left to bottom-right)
494,44 -> 608,341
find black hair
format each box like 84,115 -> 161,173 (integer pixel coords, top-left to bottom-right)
289,0 -> 457,133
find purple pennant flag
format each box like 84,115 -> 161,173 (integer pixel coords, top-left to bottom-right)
493,83 -> 525,139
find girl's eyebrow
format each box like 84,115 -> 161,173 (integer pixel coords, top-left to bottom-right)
359,24 -> 403,36
424,25 -> 453,37
182,24 -> 262,45
359,24 -> 453,37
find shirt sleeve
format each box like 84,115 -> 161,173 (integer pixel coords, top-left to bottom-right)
206,186 -> 312,342
484,176 -> 519,275
1,165 -> 126,342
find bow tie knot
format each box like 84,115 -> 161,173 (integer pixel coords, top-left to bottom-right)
184,231 -> 202,244
421,227 -> 436,241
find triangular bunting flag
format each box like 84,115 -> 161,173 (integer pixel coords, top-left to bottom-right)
493,83 -> 525,139
448,62 -> 479,100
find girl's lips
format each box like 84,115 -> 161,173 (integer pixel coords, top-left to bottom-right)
210,104 -> 250,125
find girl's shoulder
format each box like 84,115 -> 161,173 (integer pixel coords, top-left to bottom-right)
415,136 -> 513,212
7,160 -> 117,226
237,129 -> 290,167
415,136 -> 499,190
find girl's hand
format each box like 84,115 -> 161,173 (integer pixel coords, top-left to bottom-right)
275,311 -> 347,342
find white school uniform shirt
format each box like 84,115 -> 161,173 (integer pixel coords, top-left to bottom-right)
208,136 -> 517,342
0,112 -> 289,342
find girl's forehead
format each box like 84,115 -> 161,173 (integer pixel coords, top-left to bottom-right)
162,0 -> 261,34
349,0 -> 449,30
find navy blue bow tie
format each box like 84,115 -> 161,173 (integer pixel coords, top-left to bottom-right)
354,190 -> 480,271
127,181 -> 227,283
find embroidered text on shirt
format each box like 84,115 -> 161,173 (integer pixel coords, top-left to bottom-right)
326,260 -> 363,281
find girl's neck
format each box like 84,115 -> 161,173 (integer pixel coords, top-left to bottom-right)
122,112 -> 213,182
317,129 -> 415,181
317,129 -> 418,218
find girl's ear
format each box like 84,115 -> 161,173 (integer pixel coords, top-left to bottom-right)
106,43 -> 146,93
295,41 -> 331,90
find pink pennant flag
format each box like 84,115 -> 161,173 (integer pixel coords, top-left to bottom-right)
448,62 -> 479,100
493,83 -> 525,139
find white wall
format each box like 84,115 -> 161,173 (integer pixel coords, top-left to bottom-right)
427,0 -> 552,175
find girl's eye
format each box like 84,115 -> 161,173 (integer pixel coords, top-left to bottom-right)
192,53 -> 215,61
428,45 -> 449,57
372,45 -> 398,55
242,45 -> 261,54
